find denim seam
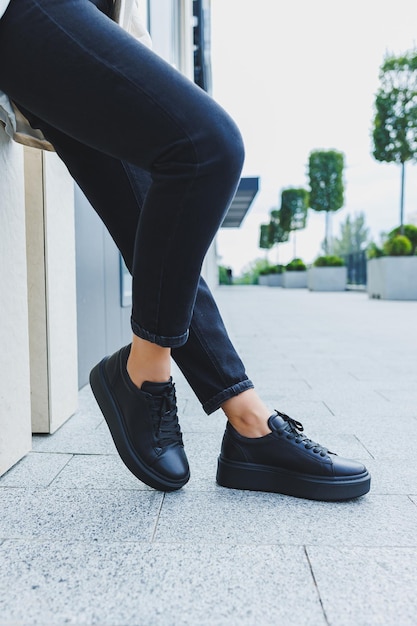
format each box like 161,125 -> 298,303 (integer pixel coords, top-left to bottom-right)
191,319 -> 231,387
121,159 -> 200,341
153,159 -> 200,338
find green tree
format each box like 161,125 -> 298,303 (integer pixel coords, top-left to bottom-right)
308,150 -> 344,254
259,209 -> 290,263
332,212 -> 370,256
372,49 -> 417,232
259,223 -> 274,253
269,209 -> 290,245
218,265 -> 233,285
280,188 -> 309,257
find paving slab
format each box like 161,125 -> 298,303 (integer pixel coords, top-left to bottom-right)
179,400 -> 226,433
2,286 -> 417,624
306,546 -> 417,626
0,541 -> 326,626
49,454 -> 152,491
32,414 -> 114,455
155,491 -> 417,548
181,431 -> 221,491
0,488 -> 162,542
349,424 -> 417,460
0,452 -> 72,488
361,460 -> 417,495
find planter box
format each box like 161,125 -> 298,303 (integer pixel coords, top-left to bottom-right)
367,257 -> 417,300
267,273 -> 283,287
282,271 -> 308,288
258,275 -> 269,286
308,266 -> 347,291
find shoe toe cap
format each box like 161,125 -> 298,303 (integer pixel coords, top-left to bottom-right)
153,445 -> 190,483
331,454 -> 368,477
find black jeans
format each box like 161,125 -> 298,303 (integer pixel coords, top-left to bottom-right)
0,0 -> 254,413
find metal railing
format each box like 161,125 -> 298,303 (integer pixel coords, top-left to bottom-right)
342,251 -> 367,286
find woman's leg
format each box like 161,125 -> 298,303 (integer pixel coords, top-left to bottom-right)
0,0 -> 371,500
16,116 -> 257,419
0,0 -> 244,349
0,0 -> 244,491
18,121 -> 369,500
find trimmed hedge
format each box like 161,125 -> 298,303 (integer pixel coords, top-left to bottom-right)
313,255 -> 345,267
286,258 -> 307,272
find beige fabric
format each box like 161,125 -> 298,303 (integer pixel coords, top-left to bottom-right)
6,0 -> 152,151
12,101 -> 55,151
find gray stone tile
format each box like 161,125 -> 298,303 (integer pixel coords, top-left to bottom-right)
307,547 -> 417,626
264,400 -> 337,421
182,432 -> 221,491
50,454 -> 152,491
155,492 -> 417,547
32,417 -> 115,455
0,452 -> 72,488
77,383 -> 104,422
361,460 -> 417,495
309,389 -> 391,416
0,489 -> 162,541
355,380 -> 417,398
370,388 -> 417,419
180,402 -> 226,433
3,287 -> 417,624
332,406 -> 417,425
0,541 -> 326,626
351,425 -> 417,460
254,379 -> 314,398
250,363 -> 301,379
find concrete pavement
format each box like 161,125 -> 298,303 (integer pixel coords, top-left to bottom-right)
1,286 -> 417,625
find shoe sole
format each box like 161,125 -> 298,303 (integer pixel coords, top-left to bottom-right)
216,457 -> 371,501
90,358 -> 189,492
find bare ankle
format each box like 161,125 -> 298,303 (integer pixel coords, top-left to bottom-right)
127,336 -> 171,389
221,389 -> 272,438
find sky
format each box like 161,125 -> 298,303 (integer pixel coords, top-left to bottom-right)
210,0 -> 417,274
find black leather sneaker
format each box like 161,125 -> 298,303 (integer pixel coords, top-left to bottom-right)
216,410 -> 370,501
90,345 -> 190,491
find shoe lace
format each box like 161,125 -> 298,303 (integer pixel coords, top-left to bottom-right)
274,410 -> 328,457
148,384 -> 183,448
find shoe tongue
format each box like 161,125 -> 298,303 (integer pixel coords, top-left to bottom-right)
141,377 -> 173,396
268,412 -> 290,432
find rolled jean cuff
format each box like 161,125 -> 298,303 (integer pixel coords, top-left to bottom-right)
131,317 -> 189,348
202,379 -> 254,415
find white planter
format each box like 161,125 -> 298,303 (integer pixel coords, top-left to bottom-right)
367,257 -> 417,300
267,273 -> 283,287
282,271 -> 308,288
258,275 -> 269,286
366,258 -> 383,298
308,266 -> 347,291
